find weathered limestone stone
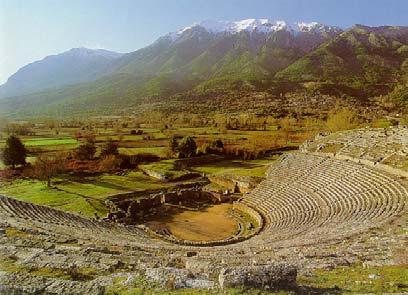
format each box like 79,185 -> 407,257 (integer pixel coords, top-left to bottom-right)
218,264 -> 297,290
145,267 -> 214,289
0,271 -> 105,295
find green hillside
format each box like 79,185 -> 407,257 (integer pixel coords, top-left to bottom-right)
276,25 -> 408,97
1,25 -> 407,118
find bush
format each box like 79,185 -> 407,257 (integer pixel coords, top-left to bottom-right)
75,138 -> 96,161
130,129 -> 143,135
30,153 -> 68,186
117,153 -> 159,169
98,155 -> 122,172
100,139 -> 118,158
212,139 -> 224,149
177,136 -> 197,158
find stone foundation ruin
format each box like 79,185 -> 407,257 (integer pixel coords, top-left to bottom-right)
105,188 -> 263,246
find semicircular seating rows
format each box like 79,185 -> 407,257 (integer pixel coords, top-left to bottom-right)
0,152 -> 406,251
240,153 -> 407,246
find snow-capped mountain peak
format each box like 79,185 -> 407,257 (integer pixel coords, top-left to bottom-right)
168,18 -> 341,41
196,19 -> 289,34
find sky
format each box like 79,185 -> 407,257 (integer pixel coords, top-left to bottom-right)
0,0 -> 407,84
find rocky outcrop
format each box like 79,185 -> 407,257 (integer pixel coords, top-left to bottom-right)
218,264 -> 297,290
145,267 -> 214,289
0,271 -> 105,295
208,174 -> 263,193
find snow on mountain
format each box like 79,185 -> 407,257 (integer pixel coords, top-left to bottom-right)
168,19 -> 341,41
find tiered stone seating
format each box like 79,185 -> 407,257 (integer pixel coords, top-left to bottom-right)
0,152 -> 406,253
241,153 -> 407,242
0,195 -> 168,249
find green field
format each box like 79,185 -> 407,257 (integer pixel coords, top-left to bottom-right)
140,159 -> 191,179
0,172 -> 172,217
0,137 -> 77,147
191,156 -> 278,177
118,146 -> 168,157
23,137 -> 78,147
0,123 -> 304,219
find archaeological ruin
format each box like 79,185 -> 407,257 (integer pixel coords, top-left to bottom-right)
0,126 -> 407,294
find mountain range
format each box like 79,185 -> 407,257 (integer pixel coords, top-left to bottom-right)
0,19 -> 407,117
0,48 -> 124,98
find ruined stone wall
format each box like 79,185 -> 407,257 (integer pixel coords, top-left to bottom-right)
208,175 -> 263,193
108,189 -> 232,222
163,190 -> 221,205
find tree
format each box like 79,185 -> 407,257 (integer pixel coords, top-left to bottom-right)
31,154 -> 67,187
1,135 -> 27,168
178,136 -> 197,158
100,139 -> 118,158
75,138 -> 96,160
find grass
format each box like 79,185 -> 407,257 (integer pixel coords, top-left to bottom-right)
0,255 -> 98,281
106,275 -> 291,295
191,156 -> 278,178
140,159 -> 191,179
0,179 -> 106,217
22,137 -> 78,147
104,264 -> 408,295
97,172 -> 172,191
0,172 -> 171,217
0,156 -> 36,170
298,264 -> 408,294
118,146 -> 168,157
